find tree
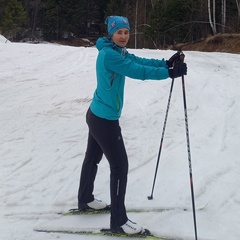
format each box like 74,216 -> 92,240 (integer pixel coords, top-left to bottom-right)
1,0 -> 240,46
208,0 -> 217,34
28,0 -> 44,40
236,0 -> 240,30
43,0 -> 86,40
1,0 -> 27,40
221,0 -> 226,33
105,0 -> 125,17
42,0 -> 59,40
146,0 -> 195,48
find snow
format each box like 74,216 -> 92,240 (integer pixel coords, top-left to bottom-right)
0,34 -> 10,43
1,38 -> 240,240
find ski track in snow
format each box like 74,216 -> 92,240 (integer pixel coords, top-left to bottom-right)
1,42 -> 240,240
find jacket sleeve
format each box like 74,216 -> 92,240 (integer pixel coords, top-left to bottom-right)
104,49 -> 170,80
126,51 -> 167,68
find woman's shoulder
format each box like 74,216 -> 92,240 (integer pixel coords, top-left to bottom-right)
97,37 -> 124,54
96,37 -> 113,51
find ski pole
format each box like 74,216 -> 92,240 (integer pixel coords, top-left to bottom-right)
148,77 -> 175,200
181,75 -> 198,240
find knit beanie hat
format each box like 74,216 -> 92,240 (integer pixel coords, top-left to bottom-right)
105,16 -> 130,38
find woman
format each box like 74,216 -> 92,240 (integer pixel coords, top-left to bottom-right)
78,16 -> 187,234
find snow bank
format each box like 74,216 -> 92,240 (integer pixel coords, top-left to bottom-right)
0,34 -> 10,43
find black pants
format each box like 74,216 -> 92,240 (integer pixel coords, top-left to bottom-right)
78,108 -> 128,228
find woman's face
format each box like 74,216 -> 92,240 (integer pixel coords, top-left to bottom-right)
111,28 -> 130,47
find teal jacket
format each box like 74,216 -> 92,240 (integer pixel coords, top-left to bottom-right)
90,37 -> 170,120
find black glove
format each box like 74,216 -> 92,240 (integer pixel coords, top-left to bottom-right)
168,62 -> 187,79
166,52 -> 181,68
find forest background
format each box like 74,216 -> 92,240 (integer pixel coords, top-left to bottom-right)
0,0 -> 240,49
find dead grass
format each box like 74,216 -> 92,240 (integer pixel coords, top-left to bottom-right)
55,33 -> 240,54
54,38 -> 95,47
176,33 -> 240,54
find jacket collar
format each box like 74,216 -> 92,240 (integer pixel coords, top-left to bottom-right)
96,37 -> 125,55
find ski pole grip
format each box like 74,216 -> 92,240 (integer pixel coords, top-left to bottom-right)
180,53 -> 185,63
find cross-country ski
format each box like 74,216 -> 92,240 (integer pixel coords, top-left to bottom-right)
62,203 -> 207,215
34,227 -> 176,240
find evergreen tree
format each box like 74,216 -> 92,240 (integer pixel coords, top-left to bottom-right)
95,0 -> 110,35
146,0 -> 196,48
1,0 -> 240,46
145,0 -> 167,47
1,0 -> 27,40
43,0 -> 59,40
105,0 -> 125,17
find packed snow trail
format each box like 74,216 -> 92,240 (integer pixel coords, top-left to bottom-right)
1,41 -> 240,240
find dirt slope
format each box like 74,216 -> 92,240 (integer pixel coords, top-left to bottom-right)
177,33 -> 240,54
